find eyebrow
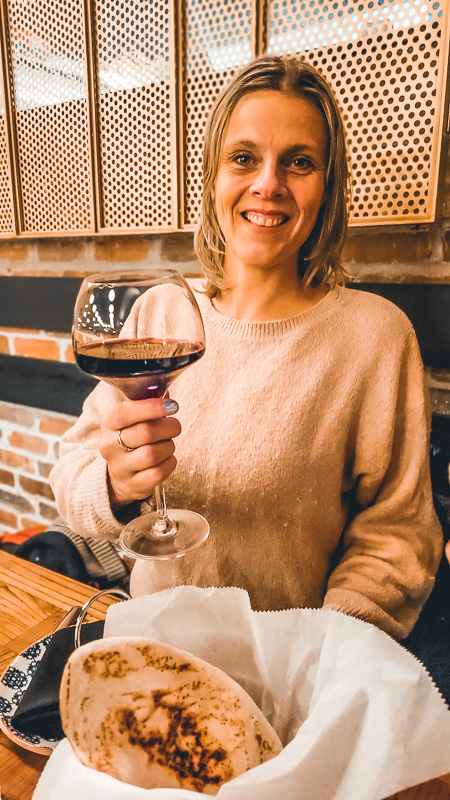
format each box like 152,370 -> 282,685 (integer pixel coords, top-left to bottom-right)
224,139 -> 321,158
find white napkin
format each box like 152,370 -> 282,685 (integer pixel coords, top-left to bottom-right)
34,586 -> 450,800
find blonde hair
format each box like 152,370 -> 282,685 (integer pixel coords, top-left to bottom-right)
194,55 -> 351,297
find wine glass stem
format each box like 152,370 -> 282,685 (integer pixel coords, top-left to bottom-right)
154,483 -> 167,519
153,484 -> 177,536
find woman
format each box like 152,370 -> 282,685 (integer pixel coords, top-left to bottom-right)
50,55 -> 442,640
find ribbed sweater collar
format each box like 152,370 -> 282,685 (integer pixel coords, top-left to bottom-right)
194,284 -> 343,341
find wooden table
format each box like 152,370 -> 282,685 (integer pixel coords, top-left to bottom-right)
0,550 -> 122,800
0,550 -> 449,800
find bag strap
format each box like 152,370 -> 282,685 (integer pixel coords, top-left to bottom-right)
50,522 -> 128,584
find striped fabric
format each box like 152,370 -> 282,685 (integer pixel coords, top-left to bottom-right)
50,521 -> 128,584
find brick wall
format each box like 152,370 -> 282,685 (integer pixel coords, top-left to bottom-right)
0,401 -> 74,533
0,329 -> 74,362
0,139 -> 448,537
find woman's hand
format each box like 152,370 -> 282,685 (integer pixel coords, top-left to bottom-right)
99,398 -> 181,510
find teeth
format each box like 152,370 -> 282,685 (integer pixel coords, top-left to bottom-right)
243,212 -> 286,227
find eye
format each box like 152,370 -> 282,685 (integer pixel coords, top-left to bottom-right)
292,156 -> 313,171
232,153 -> 252,166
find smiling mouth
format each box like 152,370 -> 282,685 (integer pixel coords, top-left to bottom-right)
242,211 -> 289,228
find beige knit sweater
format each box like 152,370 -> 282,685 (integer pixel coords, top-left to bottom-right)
50,283 -> 443,639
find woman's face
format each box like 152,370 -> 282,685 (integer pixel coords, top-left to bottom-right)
214,90 -> 328,279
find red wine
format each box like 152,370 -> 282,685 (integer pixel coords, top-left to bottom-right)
74,336 -> 205,400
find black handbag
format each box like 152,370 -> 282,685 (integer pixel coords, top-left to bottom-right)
10,588 -> 130,740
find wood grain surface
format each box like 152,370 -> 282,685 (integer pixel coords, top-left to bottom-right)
391,781 -> 450,799
0,550 -> 449,800
0,551 -> 121,800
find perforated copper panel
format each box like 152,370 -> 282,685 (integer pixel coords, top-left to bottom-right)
5,0 -> 94,234
94,0 -> 176,230
0,58 -> 14,234
0,0 -> 447,235
266,0 -> 449,225
182,0 -> 255,226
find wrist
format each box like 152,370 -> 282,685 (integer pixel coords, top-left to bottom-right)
107,471 -> 130,512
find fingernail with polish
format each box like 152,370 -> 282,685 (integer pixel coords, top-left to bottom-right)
164,400 -> 179,414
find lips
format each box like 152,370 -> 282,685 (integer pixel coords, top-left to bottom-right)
242,211 -> 289,228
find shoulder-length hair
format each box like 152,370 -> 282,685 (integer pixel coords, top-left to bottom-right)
194,54 -> 351,297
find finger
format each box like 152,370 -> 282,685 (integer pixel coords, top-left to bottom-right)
133,455 -> 178,493
108,456 -> 177,504
101,434 -> 176,481
117,417 -> 182,451
100,417 -> 181,461
106,398 -> 179,432
126,439 -> 176,471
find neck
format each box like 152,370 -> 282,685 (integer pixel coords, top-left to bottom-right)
213,267 -> 328,322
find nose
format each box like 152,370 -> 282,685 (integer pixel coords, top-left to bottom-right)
249,159 -> 287,199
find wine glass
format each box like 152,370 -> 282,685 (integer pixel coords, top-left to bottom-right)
73,269 -> 209,560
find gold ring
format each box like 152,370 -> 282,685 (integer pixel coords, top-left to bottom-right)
117,428 -> 135,453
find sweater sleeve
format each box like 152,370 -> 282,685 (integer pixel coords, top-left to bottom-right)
323,327 -> 443,640
49,380 -> 143,541
50,299 -> 153,541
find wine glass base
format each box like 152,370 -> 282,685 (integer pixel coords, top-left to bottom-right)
118,509 -> 209,560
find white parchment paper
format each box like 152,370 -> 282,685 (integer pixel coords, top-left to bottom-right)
34,586 -> 450,800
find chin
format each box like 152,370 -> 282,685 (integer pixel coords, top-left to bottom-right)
240,247 -> 297,271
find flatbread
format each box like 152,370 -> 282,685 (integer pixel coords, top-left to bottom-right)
60,636 -> 282,794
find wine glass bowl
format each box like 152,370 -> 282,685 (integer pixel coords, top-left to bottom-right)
73,269 -> 209,559
73,271 -> 205,401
